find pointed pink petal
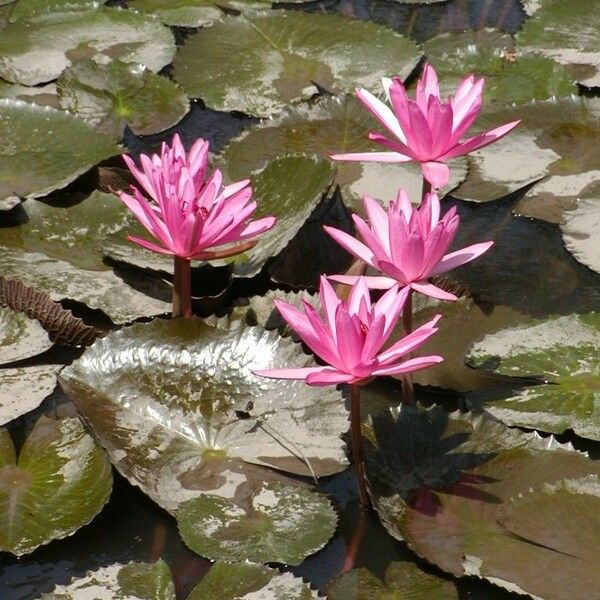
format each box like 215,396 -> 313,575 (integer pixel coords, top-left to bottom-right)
429,241 -> 494,276
416,64 -> 440,115
363,195 -> 391,255
306,369 -> 356,386
356,87 -> 406,143
347,277 -> 371,316
329,152 -> 412,163
411,281 -> 457,301
328,275 -> 397,289
319,275 -> 342,342
421,161 -> 450,190
253,367 -> 327,381
440,120 -> 521,160
378,314 -> 441,364
324,226 -> 376,266
127,235 -> 175,256
237,216 -> 277,240
368,132 -> 418,160
335,309 -> 363,370
372,355 -> 444,376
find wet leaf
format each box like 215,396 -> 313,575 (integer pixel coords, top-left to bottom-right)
466,313 -> 600,440
561,198 -> 600,275
0,305 -> 52,364
364,404 -> 600,599
518,0 -> 600,88
424,30 -> 575,105
187,561 -> 319,599
328,562 -> 458,599
173,11 -> 421,116
0,81 -> 58,108
59,318 -> 349,512
220,94 -> 467,212
178,480 -> 337,564
0,99 -> 118,204
0,7 -> 176,85
9,0 -> 106,22
41,559 -> 175,599
0,415 -> 112,556
57,59 -> 190,139
127,0 -> 223,27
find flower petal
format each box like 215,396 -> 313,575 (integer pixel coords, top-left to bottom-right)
421,161 -> 450,190
329,151 -> 412,163
430,241 -> 494,276
411,281 -> 457,301
324,225 -> 376,266
328,275 -> 397,289
253,366 -> 327,381
356,87 -> 406,143
372,355 -> 444,376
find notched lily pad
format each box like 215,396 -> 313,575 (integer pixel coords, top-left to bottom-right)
466,313 -> 600,440
0,7 -> 176,85
41,559 -> 175,599
59,318 -> 348,512
173,11 -> 421,116
220,95 -> 467,211
561,198 -> 600,275
0,415 -> 112,556
57,59 -> 190,139
365,404 -> 600,600
187,561 -> 319,600
328,562 -> 459,600
0,99 -> 118,204
178,480 -> 337,564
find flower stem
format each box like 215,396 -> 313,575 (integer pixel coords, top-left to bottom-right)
172,256 -> 192,318
350,384 -> 371,512
402,289 -> 415,405
421,178 -> 432,201
342,509 -> 368,572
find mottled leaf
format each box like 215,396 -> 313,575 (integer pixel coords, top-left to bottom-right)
9,0 -> 106,22
0,81 -> 58,108
0,305 -> 52,364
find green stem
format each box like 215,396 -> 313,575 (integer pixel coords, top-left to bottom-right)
350,384 -> 371,511
172,256 -> 192,319
402,289 -> 415,405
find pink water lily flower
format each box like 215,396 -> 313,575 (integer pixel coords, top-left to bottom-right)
330,64 -> 520,189
119,134 -> 276,260
253,276 -> 443,386
325,190 -> 493,301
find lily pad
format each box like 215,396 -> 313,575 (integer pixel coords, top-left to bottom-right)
220,94 -> 467,212
0,364 -> 60,426
57,59 -> 190,139
328,562 -> 459,599
364,404 -> 600,599
423,30 -> 576,104
465,313 -> 600,440
518,0 -> 600,88
0,305 -> 52,364
0,7 -> 176,85
177,480 -> 337,564
561,198 -> 600,275
59,318 -> 349,512
9,0 -> 107,22
0,192 -> 171,323
41,559 -> 175,599
186,561 -> 319,600
0,81 -> 58,107
127,0 -> 223,27
0,415 -> 112,556
0,99 -> 118,204
173,11 -> 421,117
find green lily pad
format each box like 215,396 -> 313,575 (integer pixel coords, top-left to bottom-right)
423,30 -> 576,105
0,81 -> 58,107
0,415 -> 112,556
0,99 -> 118,205
0,305 -> 52,364
364,404 -> 600,599
561,198 -> 600,275
178,480 -> 337,564
187,561 -> 319,600
0,364 -> 60,426
127,0 -> 223,27
220,94 -> 467,212
465,313 -> 600,440
0,7 -> 176,85
328,562 -> 459,600
41,559 -> 175,599
59,318 -> 349,511
518,0 -> 600,88
172,11 -> 421,117
0,192 -> 171,323
57,59 -> 190,139
9,0 -> 106,22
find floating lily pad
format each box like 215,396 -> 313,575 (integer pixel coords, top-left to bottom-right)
328,562 -> 459,600
220,95 -> 467,211
127,0 -> 223,27
9,0 -> 107,22
178,480 -> 337,564
0,415 -> 112,555
0,7 -> 176,85
561,198 -> 600,275
57,59 -> 190,139
173,11 -> 421,117
41,559 -> 175,599
187,561 -> 319,600
59,318 -> 349,511
0,305 -> 52,364
0,364 -> 60,426
518,0 -> 600,88
364,404 -> 600,599
423,30 -> 576,105
465,313 -> 600,440
0,192 -> 171,323
0,99 -> 118,205
0,81 -> 58,107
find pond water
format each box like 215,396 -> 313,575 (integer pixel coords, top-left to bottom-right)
1,0 -> 599,598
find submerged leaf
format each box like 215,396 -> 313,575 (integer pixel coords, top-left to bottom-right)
173,11 -> 420,116
0,416 -> 112,556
